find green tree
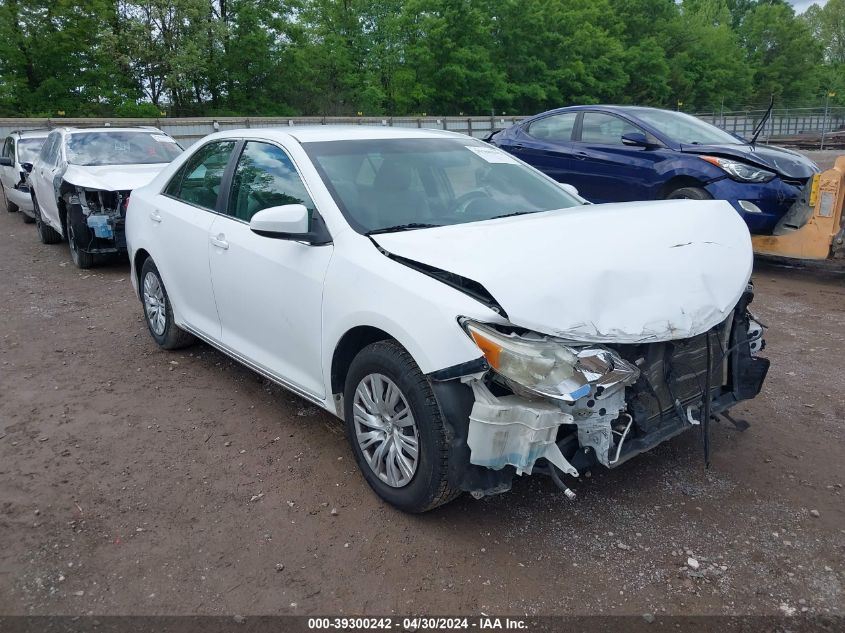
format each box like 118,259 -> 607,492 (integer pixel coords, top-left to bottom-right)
739,1 -> 823,104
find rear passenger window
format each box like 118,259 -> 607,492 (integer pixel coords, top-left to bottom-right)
528,113 -> 577,141
226,142 -> 314,223
165,141 -> 235,210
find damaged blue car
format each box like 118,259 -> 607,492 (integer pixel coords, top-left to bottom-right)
488,105 -> 820,235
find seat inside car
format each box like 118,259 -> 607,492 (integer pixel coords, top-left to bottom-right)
367,160 -> 430,228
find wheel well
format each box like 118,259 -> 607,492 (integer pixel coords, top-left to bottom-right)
330,326 -> 393,394
133,249 -> 151,295
659,176 -> 705,199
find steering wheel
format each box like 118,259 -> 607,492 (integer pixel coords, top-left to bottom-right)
452,190 -> 491,214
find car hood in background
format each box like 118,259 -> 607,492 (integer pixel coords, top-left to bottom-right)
62,163 -> 170,191
373,200 -> 753,343
680,143 -> 818,179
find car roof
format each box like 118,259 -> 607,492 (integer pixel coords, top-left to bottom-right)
532,104 -> 681,119
205,125 -> 468,144
61,126 -> 167,135
9,129 -> 51,139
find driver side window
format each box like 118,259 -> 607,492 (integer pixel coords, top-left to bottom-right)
226,142 -> 315,223
579,112 -> 641,145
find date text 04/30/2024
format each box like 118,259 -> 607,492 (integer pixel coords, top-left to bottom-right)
307,617 -> 528,630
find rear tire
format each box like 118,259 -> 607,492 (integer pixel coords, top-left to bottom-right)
343,340 -> 460,513
140,258 -> 195,350
2,185 -> 18,213
667,186 -> 712,201
21,212 -> 35,224
32,194 -> 62,244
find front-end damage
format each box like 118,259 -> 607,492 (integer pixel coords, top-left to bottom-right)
62,183 -> 130,255
429,286 -> 769,499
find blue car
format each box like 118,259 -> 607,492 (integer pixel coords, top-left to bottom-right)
488,105 -> 820,235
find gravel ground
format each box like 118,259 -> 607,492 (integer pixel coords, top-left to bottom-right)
0,186 -> 843,618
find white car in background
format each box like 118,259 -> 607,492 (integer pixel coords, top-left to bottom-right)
0,128 -> 49,222
27,126 -> 182,268
126,126 -> 769,513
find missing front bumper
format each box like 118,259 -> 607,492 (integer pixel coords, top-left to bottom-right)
435,290 -> 769,499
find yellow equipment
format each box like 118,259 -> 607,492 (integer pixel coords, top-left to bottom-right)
752,156 -> 845,260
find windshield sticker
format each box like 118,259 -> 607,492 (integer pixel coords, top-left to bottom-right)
114,141 -> 130,152
151,134 -> 177,144
466,145 -> 519,165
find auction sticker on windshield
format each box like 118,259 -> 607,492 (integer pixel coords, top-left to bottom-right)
466,145 -> 519,164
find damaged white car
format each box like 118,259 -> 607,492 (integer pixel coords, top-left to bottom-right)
27,127 -> 182,268
126,127 -> 769,512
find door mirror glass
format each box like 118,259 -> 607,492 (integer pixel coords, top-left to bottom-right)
0,157 -> 12,167
621,132 -> 650,147
250,204 -> 310,238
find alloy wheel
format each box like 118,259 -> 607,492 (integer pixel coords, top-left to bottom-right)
352,373 -> 420,488
143,272 -> 167,336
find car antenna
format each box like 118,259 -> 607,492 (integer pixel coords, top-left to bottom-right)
750,95 -> 774,147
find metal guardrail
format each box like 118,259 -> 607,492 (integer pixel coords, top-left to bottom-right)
0,116 -> 525,147
2,108 -> 842,148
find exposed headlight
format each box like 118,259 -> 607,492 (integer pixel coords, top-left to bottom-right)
701,156 -> 775,183
462,320 -> 639,402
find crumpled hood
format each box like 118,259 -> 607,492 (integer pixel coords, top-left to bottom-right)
61,163 -> 169,191
373,200 -> 753,343
680,143 -> 818,180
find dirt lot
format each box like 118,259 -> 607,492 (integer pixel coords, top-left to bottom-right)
1,170 -> 843,618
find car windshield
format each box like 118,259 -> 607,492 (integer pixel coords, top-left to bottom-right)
17,138 -> 46,163
66,131 -> 182,166
633,109 -> 743,145
303,138 -> 580,233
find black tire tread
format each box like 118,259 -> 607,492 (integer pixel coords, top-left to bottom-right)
32,194 -> 63,244
667,186 -> 712,201
139,258 -> 196,350
347,340 -> 460,512
3,186 -> 18,213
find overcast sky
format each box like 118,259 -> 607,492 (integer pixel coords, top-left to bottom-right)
789,0 -> 827,12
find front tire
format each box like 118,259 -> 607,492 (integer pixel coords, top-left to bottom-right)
140,258 -> 195,350
67,216 -> 95,269
667,186 -> 712,201
344,340 -> 460,513
32,194 -> 62,244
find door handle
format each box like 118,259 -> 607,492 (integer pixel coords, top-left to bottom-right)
210,234 -> 229,250
575,151 -> 589,161
149,210 -> 162,223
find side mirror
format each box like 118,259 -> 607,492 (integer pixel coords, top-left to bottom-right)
621,132 -> 650,147
560,183 -> 580,197
0,157 -> 12,167
249,204 -> 331,245
21,161 -> 33,173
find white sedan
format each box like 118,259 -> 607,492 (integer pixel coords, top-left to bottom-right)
27,126 -> 182,268
126,126 -> 769,512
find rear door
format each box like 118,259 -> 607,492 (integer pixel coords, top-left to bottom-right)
0,137 -> 14,193
152,139 -> 237,339
567,111 -> 664,203
503,113 -> 577,185
32,132 -> 64,231
208,140 -> 333,398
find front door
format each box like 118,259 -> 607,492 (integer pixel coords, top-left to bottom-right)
208,140 -> 333,398
567,112 -> 663,203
